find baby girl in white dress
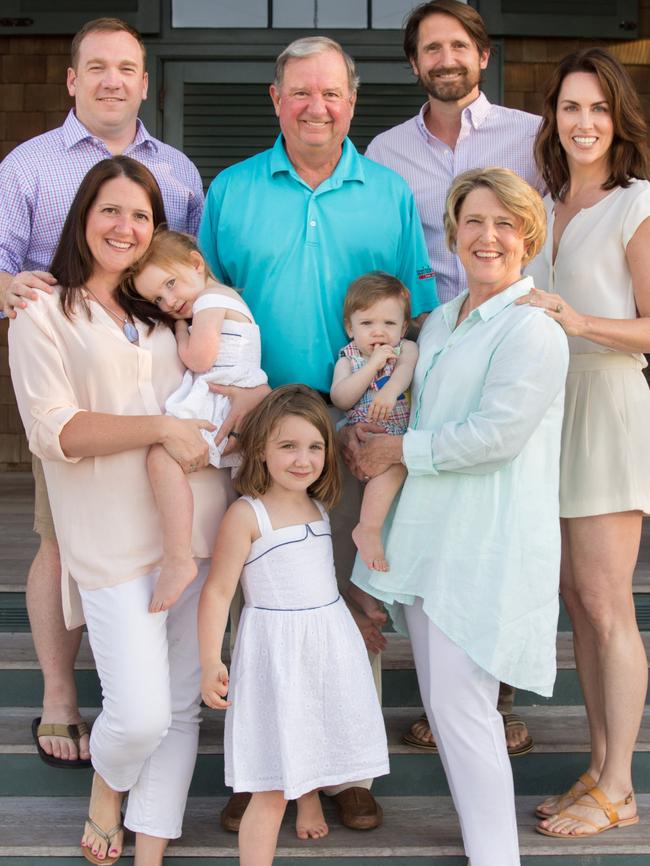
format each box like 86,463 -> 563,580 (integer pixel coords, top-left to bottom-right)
128,229 -> 267,613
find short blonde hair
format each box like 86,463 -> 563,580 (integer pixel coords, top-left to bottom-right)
444,167 -> 546,264
235,385 -> 342,511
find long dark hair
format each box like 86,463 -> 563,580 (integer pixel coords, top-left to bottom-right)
534,48 -> 649,200
50,156 -> 167,322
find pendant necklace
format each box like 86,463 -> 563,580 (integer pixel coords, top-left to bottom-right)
86,288 -> 140,345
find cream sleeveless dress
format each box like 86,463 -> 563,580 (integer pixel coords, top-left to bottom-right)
527,180 -> 650,517
164,293 -> 267,468
224,496 -> 389,799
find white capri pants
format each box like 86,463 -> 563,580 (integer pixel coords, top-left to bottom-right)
79,560 -> 209,839
404,598 -> 520,866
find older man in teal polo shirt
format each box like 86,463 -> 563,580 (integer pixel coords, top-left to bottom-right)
199,35 -> 437,835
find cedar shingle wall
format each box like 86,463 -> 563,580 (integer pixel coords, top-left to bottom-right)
2,8 -> 650,468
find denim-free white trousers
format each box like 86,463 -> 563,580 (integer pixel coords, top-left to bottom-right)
404,598 -> 521,866
80,560 -> 208,839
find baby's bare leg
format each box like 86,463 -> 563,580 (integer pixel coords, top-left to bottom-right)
352,464 -> 407,574
296,790 -> 329,840
147,443 -> 197,613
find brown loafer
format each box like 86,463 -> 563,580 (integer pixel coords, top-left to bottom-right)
220,792 -> 252,832
330,787 -> 383,830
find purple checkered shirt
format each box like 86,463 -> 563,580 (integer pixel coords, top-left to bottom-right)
366,93 -> 544,303
0,109 -> 204,275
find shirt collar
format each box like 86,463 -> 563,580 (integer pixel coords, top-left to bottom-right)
442,275 -> 534,329
416,91 -> 492,142
269,134 -> 364,188
61,109 -> 158,153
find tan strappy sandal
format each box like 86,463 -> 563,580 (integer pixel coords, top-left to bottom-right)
535,770 -> 597,819
536,785 -> 639,838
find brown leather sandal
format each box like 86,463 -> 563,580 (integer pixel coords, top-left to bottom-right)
535,771 -> 597,819
402,712 -> 534,756
536,785 -> 639,838
32,717 -> 91,769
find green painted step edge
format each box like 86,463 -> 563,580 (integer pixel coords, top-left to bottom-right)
2,669 -> 649,709
2,753 -> 650,797
3,593 -> 650,631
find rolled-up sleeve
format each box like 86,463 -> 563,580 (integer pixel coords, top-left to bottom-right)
8,304 -> 84,462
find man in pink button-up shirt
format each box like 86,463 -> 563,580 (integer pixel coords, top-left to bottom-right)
366,0 -> 545,759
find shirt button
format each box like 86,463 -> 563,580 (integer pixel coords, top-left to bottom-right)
309,220 -> 317,227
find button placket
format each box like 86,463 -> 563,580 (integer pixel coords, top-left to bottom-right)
306,194 -> 319,245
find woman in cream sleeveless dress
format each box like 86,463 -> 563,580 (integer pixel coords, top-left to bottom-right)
525,49 -> 650,838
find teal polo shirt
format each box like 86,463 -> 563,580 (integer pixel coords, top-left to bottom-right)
198,135 -> 438,391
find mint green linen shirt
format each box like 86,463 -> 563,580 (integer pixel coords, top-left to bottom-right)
352,277 -> 569,697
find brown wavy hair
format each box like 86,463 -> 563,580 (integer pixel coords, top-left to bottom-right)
534,47 -> 649,200
403,0 -> 490,62
49,156 -> 167,324
234,385 -> 342,511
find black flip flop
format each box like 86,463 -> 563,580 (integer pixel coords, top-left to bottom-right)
31,716 -> 92,769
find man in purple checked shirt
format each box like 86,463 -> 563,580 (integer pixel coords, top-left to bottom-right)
365,0 -> 545,758
0,17 -> 203,770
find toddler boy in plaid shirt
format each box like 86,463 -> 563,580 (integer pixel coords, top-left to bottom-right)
331,271 -> 418,592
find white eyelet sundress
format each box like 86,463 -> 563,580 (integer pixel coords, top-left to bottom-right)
224,496 -> 390,800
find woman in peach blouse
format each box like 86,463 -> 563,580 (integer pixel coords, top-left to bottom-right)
9,156 -> 247,866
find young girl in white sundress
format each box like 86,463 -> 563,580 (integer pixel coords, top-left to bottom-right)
198,385 -> 389,865
126,230 -> 267,613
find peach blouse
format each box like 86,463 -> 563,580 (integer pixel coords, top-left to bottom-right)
9,289 -> 233,628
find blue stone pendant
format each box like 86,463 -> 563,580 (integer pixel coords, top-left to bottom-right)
123,321 -> 140,345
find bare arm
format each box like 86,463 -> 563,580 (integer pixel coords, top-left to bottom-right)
518,217 -> 650,352
175,305 -> 226,373
375,340 -> 418,401
330,344 -> 397,410
198,500 -> 256,709
1,270 -> 56,318
59,412 -> 215,472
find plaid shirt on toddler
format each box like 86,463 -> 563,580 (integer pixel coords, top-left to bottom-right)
339,341 -> 410,436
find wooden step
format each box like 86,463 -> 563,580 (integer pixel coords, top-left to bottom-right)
3,631 -> 649,673
0,795 -> 649,860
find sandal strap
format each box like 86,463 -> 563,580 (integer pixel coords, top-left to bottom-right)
37,721 -> 90,741
573,785 -> 634,824
569,771 -> 597,799
85,817 -> 122,847
556,809 -> 602,832
502,713 -> 525,729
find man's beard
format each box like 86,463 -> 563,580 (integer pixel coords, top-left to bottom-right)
418,65 -> 479,102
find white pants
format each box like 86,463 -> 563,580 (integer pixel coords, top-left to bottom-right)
80,560 -> 208,839
405,598 -> 520,866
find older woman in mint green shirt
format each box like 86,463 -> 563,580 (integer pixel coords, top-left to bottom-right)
350,168 -> 568,866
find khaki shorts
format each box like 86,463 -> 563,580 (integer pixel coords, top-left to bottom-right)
32,454 -> 56,539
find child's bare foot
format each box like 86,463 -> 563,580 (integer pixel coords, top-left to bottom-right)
81,773 -> 123,863
149,556 -> 198,613
352,522 -> 389,572
296,790 -> 329,840
347,581 -> 387,625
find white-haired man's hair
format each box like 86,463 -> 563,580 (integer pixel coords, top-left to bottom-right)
274,36 -> 360,92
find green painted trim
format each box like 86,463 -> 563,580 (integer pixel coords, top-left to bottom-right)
3,753 -> 650,797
